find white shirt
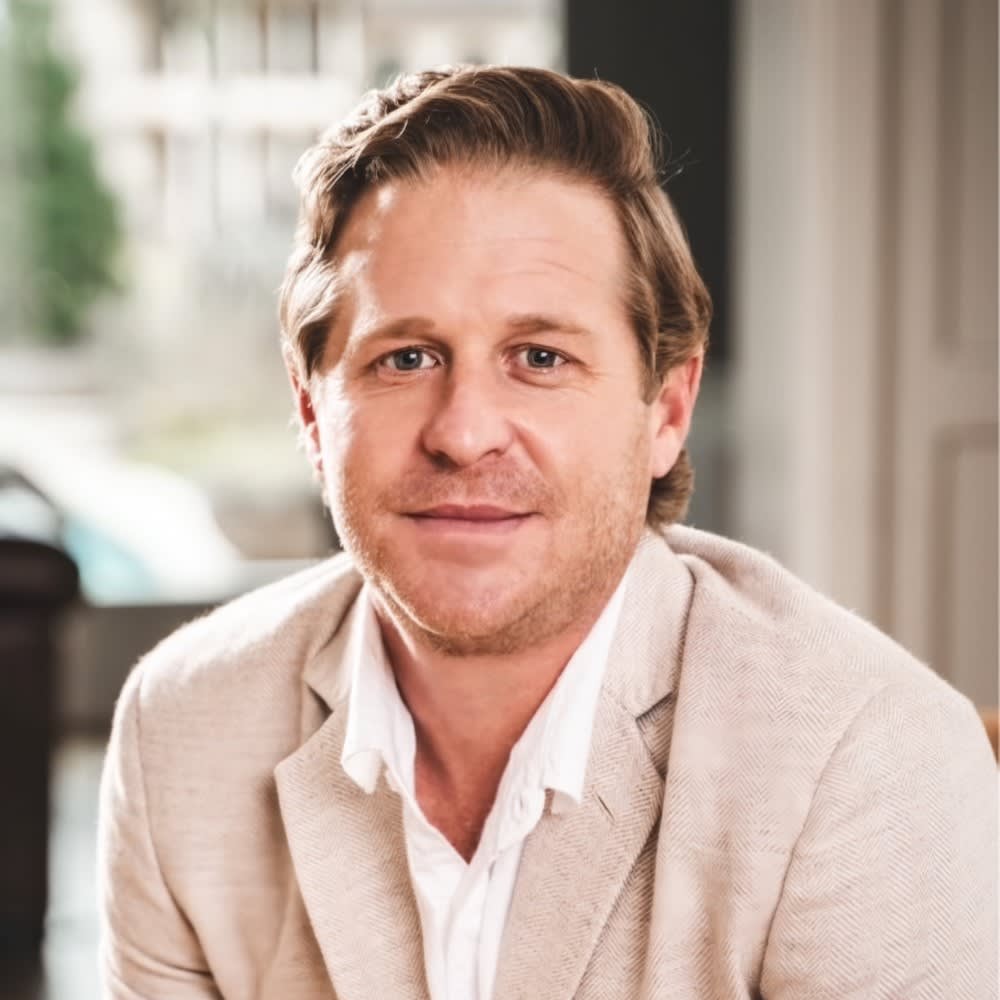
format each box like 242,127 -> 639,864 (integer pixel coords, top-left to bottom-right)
340,574 -> 629,1000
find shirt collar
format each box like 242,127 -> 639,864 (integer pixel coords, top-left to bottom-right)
504,568 -> 630,814
340,586 -> 413,794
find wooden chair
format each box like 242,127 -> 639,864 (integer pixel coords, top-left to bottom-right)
979,708 -> 999,762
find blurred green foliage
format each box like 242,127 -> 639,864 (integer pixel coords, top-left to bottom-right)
2,0 -> 122,343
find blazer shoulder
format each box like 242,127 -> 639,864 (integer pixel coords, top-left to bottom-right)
126,551 -> 362,714
654,526 -> 993,870
663,524 -> 970,715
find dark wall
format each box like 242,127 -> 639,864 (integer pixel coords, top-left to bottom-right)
567,0 -> 733,360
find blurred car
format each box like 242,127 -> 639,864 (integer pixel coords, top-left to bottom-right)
0,461 -> 242,604
0,460 -> 314,606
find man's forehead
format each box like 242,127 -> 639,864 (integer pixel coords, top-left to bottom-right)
336,165 -> 625,257
322,165 -> 634,355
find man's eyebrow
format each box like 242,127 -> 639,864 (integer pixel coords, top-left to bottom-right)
504,313 -> 597,338
355,316 -> 437,343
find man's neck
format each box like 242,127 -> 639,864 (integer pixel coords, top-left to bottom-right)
372,595 -> 611,858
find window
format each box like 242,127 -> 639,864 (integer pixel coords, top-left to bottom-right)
265,1 -> 319,74
265,131 -> 314,224
215,3 -> 265,75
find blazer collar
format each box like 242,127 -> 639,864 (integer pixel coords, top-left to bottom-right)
602,529 -> 695,716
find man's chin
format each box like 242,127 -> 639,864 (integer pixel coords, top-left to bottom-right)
406,614 -> 537,658
380,578 -> 542,656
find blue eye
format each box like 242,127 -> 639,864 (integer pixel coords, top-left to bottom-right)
521,347 -> 565,369
383,348 -> 437,372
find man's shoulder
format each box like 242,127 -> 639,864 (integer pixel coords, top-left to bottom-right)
661,524 -> 970,715
105,554 -> 366,886
652,526 -> 993,858
126,551 -> 362,715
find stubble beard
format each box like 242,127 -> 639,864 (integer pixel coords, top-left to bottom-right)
328,440 -> 650,658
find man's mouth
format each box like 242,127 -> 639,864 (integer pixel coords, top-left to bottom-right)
411,504 -> 530,521
404,504 -> 535,534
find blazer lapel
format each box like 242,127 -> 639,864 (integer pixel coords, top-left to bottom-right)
274,596 -> 429,1000
493,531 -> 694,1000
275,705 -> 428,1000
492,693 -> 664,1000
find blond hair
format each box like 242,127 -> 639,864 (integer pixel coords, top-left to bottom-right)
280,65 -> 711,529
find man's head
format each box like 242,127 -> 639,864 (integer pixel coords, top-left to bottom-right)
280,66 -> 710,654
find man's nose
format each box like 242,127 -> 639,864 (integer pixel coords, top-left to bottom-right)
419,365 -> 515,468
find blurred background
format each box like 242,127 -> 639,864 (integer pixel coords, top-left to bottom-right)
0,0 -> 996,996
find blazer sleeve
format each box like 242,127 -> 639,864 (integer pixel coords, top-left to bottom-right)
759,681 -> 999,1000
97,667 -> 223,999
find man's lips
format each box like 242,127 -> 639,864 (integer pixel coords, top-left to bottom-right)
402,504 -> 538,541
408,504 -> 531,521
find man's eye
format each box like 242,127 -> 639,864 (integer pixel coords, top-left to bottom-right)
518,347 -> 566,370
380,348 -> 438,372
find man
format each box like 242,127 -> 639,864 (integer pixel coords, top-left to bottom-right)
98,66 -> 997,999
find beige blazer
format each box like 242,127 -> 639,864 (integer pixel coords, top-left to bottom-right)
97,526 -> 998,999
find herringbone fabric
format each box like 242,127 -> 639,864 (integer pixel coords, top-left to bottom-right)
97,527 -> 999,999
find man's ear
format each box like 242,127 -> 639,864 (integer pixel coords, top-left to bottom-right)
284,349 -> 324,477
648,351 -> 704,479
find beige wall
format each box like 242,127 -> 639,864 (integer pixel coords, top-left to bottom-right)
733,0 -> 998,705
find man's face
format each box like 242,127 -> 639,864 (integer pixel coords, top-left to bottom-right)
292,165 -> 697,655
